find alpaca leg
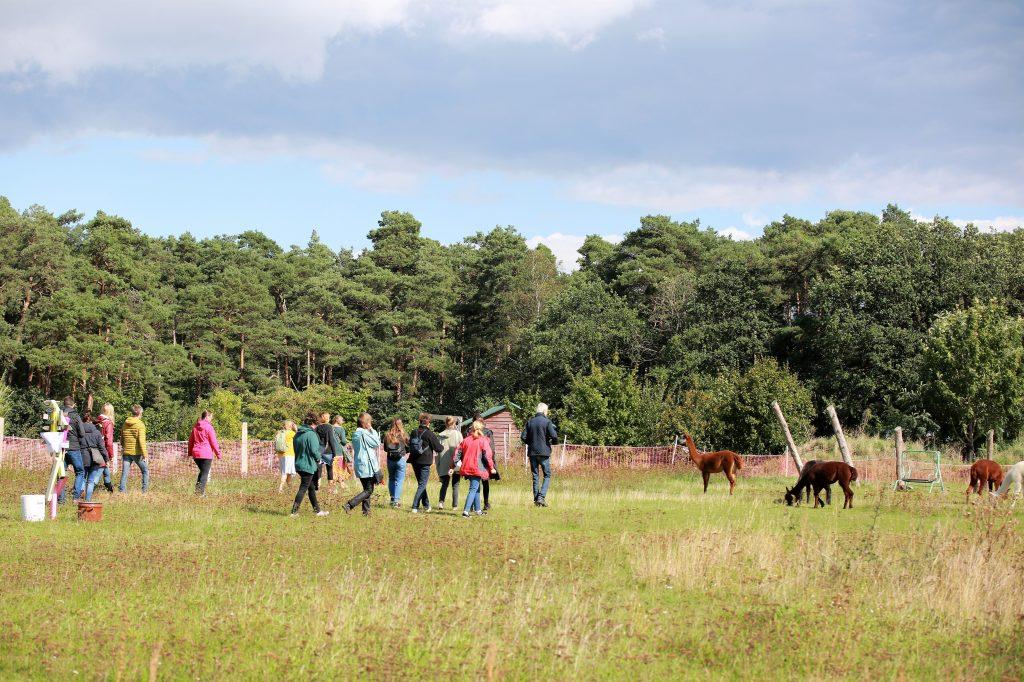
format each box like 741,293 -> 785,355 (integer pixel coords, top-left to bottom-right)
825,485 -> 832,506
812,486 -> 823,508
841,482 -> 853,509
726,469 -> 736,495
702,470 -> 710,493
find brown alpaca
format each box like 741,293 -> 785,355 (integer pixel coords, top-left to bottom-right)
684,433 -> 743,495
784,461 -> 857,509
966,459 -> 1004,502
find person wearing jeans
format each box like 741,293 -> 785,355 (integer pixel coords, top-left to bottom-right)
58,396 -> 88,502
120,404 -> 150,493
454,420 -> 495,518
522,403 -> 558,507
80,413 -> 109,502
187,410 -> 222,495
343,412 -> 382,517
408,413 -> 443,513
291,413 -> 329,517
383,418 -> 409,507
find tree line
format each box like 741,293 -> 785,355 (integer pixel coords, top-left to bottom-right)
1,197 -> 1022,456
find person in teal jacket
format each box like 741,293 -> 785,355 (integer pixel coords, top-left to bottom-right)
342,412 -> 381,516
291,413 -> 329,517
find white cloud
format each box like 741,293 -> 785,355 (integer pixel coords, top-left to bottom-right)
568,159 -> 1024,213
951,216 -> 1024,232
0,1 -> 645,81
527,232 -> 623,272
720,227 -> 755,240
635,27 -> 666,46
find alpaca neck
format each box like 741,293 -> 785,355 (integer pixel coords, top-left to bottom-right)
685,436 -> 705,465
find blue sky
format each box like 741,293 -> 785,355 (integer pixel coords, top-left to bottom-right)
1,1 -> 1022,269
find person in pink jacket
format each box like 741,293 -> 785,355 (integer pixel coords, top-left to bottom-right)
454,420 -> 496,518
186,410 -> 222,495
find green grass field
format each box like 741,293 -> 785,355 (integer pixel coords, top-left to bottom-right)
1,467 -> 1021,680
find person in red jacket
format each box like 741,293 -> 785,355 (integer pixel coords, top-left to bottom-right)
186,410 -> 222,495
95,403 -> 117,494
454,420 -> 496,518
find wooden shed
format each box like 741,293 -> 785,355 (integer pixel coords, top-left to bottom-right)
460,404 -> 520,464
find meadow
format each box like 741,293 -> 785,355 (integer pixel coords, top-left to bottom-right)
1,466 -> 1021,680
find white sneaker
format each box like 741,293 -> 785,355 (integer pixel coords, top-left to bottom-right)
462,511 -> 470,518
436,503 -> 444,510
411,508 -> 419,514
316,510 -> 330,517
290,512 -> 298,517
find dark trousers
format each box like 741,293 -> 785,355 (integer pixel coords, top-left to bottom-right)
292,471 -> 321,513
411,465 -> 431,509
345,477 -> 375,515
439,473 -> 461,507
194,458 -> 213,495
322,458 -> 334,481
482,479 -> 490,506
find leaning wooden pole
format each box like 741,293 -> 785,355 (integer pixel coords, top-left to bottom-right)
826,405 -> 858,486
771,401 -> 803,472
894,427 -> 905,489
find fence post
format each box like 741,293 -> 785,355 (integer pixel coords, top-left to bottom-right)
0,417 -> 5,468
987,429 -> 994,459
559,436 -> 567,468
240,422 -> 249,476
771,400 -> 803,472
111,442 -> 118,475
826,405 -> 857,485
670,435 -> 678,465
895,427 -> 905,487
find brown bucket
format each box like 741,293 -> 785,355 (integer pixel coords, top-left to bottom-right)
76,501 -> 103,522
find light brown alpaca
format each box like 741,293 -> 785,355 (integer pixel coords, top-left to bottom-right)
684,433 -> 743,495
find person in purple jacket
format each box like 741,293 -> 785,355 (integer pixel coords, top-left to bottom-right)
186,410 -> 222,495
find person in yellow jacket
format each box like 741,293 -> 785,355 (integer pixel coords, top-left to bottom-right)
119,404 -> 150,493
275,420 -> 297,493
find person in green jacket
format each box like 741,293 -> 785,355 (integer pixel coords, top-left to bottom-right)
119,404 -> 150,493
291,413 -> 329,517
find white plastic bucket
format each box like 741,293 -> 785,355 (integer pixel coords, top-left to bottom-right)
21,494 -> 46,522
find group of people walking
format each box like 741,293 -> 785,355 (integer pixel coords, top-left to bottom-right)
47,395 -> 560,518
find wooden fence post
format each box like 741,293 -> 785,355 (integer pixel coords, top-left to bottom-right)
771,401 -> 803,472
240,422 -> 249,476
670,435 -> 678,465
826,404 -> 857,485
987,429 -> 994,459
895,427 -> 905,487
559,436 -> 567,468
0,417 -> 5,468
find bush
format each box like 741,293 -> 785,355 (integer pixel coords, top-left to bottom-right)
244,385 -> 369,440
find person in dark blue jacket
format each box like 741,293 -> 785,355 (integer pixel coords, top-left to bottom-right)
521,402 -> 558,507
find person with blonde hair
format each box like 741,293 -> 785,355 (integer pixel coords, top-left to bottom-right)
383,418 -> 410,507
95,403 -> 116,494
343,412 -> 382,516
436,416 -> 463,510
453,420 -> 496,517
274,419 -> 298,493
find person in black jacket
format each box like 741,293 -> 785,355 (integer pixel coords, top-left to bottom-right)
521,402 -> 558,507
408,413 -> 443,513
314,413 -> 341,493
79,412 -> 110,502
59,396 -> 88,503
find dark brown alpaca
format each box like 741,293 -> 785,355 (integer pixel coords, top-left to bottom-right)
785,461 -> 857,509
966,459 -> 1004,502
798,460 -> 831,505
684,433 -> 743,495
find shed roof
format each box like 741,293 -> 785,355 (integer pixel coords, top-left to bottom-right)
460,403 -> 520,428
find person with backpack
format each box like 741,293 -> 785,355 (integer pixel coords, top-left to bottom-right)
119,404 -> 150,493
80,412 -> 110,502
186,411 -> 222,496
58,396 -> 87,503
275,420 -> 297,493
383,418 -> 410,507
453,420 -> 496,517
436,416 -> 463,510
315,412 -> 341,494
291,413 -> 330,517
522,402 -> 558,507
408,412 -> 443,513
95,403 -> 116,494
472,412 -> 501,512
342,412 -> 382,517
332,415 -> 353,484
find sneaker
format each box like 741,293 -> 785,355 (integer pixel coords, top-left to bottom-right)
475,510 -> 485,516
537,497 -> 548,507
411,508 -> 419,514
436,503 -> 444,510
290,512 -> 298,517
484,502 -> 491,511
342,504 -> 352,515
425,506 -> 432,513
104,482 -> 114,493
316,510 -> 330,517
462,511 -> 470,518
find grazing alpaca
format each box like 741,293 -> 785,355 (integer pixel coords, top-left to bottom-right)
965,459 -> 1004,502
798,460 -> 830,505
684,433 -> 743,495
991,461 -> 1024,500
784,461 -> 857,509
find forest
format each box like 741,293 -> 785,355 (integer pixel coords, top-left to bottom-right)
1,196 -> 1023,456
